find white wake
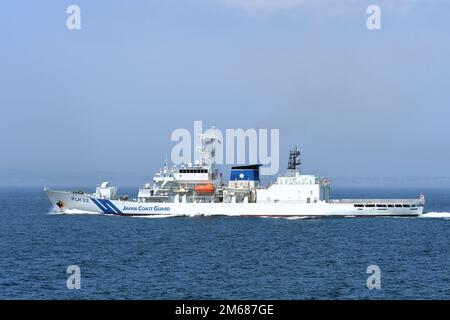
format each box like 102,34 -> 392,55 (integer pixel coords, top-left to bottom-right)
420,212 -> 450,219
257,216 -> 317,220
285,216 -> 318,220
49,208 -> 102,215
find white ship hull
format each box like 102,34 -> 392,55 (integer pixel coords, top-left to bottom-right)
47,190 -> 424,217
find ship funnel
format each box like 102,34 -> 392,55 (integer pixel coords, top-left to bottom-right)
229,164 -> 262,188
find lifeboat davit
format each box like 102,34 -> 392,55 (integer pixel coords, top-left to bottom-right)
194,183 -> 215,194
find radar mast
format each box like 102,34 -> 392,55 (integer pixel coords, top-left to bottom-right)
287,146 -> 301,176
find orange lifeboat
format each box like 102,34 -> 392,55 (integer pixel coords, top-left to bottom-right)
194,183 -> 215,194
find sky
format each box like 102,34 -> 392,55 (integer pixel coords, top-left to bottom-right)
0,0 -> 449,187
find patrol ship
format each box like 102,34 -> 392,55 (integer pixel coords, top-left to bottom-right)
46,132 -> 425,217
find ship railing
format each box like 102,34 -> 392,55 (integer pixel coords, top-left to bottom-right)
187,196 -> 218,203
139,195 -> 219,203
257,200 -> 323,204
329,199 -> 424,204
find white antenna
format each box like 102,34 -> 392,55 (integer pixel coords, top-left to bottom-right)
163,154 -> 169,172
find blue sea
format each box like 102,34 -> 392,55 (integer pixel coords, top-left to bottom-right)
1,187 -> 450,299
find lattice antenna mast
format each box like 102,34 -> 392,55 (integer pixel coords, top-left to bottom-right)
198,127 -> 220,167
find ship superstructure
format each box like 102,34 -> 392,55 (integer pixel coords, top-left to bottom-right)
46,131 -> 425,217
137,131 -> 221,204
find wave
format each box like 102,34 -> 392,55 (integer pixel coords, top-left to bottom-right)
420,212 -> 450,219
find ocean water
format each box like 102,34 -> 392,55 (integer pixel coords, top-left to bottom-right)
1,187 -> 450,300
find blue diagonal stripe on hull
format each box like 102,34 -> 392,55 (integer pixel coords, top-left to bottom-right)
90,198 -> 105,212
91,198 -> 120,214
103,200 -> 122,214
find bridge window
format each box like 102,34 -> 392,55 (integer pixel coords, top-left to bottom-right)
179,169 -> 208,174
